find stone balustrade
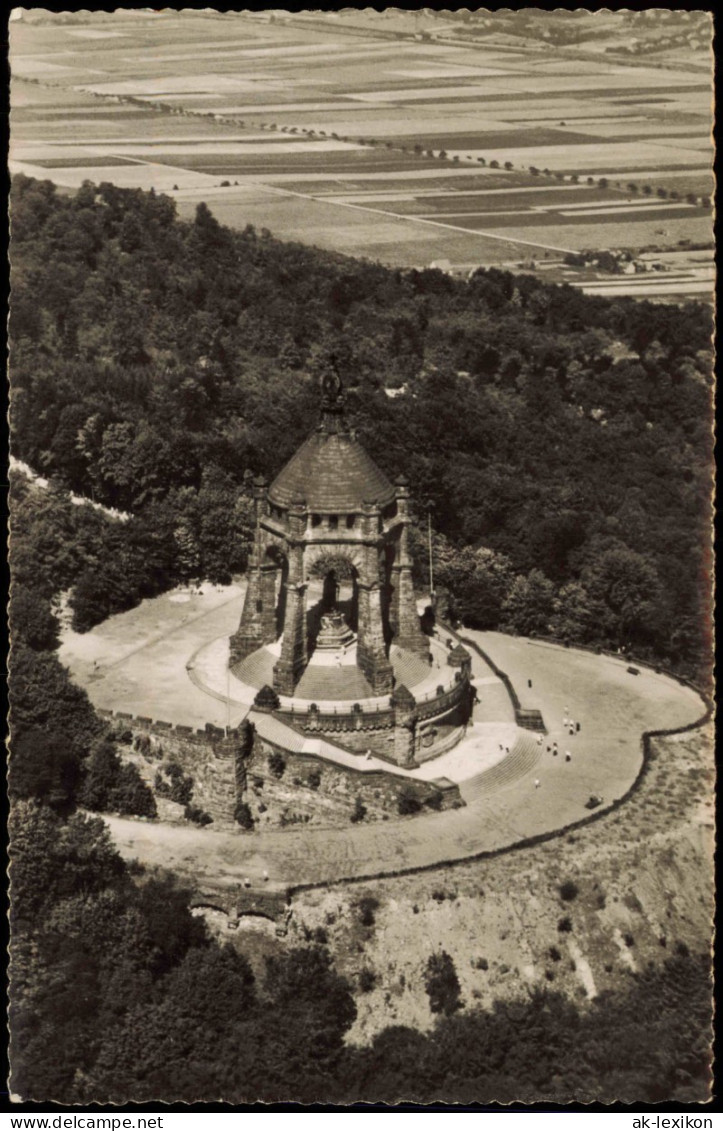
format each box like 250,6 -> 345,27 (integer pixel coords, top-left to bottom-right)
273,668 -> 472,766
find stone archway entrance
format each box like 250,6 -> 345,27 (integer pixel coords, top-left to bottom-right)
306,552 -> 359,656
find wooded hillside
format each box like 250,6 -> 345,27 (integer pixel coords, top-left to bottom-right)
10,174 -> 713,678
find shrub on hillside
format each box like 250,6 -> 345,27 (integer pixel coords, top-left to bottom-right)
9,587 -> 60,651
424,792 -> 443,810
9,728 -> 83,813
559,880 -> 579,902
79,740 -> 156,818
184,805 -> 212,826
268,752 -> 286,779
424,950 -> 462,1016
350,796 -> 367,823
113,763 -> 157,818
234,800 -> 254,830
155,761 -> 193,807
357,896 -> 379,928
397,787 -> 422,816
358,967 -> 376,993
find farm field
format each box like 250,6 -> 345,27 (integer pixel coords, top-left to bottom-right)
9,10 -> 713,290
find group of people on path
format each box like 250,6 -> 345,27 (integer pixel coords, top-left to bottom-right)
533,703 -> 583,788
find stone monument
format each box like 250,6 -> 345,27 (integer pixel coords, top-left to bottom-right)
230,360 -> 429,696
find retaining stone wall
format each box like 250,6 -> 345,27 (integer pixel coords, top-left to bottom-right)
319,726 -> 397,756
112,710 -> 461,829
115,716 -> 243,823
253,734 -> 461,820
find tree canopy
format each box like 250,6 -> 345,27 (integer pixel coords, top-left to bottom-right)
9,175 -> 712,678
9,799 -> 712,1103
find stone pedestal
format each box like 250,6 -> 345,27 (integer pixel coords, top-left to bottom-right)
448,643 -> 472,678
391,684 -> 418,767
315,610 -> 355,652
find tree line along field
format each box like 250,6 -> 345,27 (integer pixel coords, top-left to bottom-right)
10,10 -> 713,278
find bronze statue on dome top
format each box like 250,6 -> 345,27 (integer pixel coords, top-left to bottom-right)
320,353 -> 344,408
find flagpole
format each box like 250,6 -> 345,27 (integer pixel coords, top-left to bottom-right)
428,509 -> 435,605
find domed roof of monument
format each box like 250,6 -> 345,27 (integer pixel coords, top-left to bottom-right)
269,359 -> 396,512
269,428 -> 396,512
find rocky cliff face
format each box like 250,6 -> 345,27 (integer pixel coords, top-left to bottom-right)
286,724 -> 714,1044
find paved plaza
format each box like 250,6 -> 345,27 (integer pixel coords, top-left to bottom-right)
60,584 -> 706,889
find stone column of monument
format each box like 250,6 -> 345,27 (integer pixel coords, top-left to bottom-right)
356,502 -> 394,694
272,498 -> 308,695
390,477 -> 429,659
230,477 -> 276,665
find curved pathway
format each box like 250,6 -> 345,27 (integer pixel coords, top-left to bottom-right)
101,630 -> 705,891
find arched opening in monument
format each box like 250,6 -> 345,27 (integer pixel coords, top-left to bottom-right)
306,553 -> 359,655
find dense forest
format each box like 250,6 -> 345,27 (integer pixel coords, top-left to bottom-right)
8,468 -> 163,818
9,476 -> 711,1106
8,175 -> 714,1105
9,174 -> 713,681
9,797 -> 713,1105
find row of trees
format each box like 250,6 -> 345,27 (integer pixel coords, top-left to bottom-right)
427,537 -> 673,653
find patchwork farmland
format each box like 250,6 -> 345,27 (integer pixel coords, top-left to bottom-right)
10,9 -> 714,299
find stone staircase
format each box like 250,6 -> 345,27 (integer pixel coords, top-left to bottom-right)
459,732 -> 542,803
294,662 -> 374,703
233,643 -> 439,704
232,647 -> 276,690
391,646 -> 431,688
